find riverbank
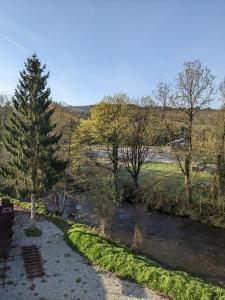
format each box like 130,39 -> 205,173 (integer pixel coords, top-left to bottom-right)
2,208 -> 164,300
121,162 -> 225,230
3,196 -> 225,300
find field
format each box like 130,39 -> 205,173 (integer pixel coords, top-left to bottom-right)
121,162 -> 209,197
140,162 -> 209,199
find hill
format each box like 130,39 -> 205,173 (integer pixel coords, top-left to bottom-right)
66,105 -> 93,118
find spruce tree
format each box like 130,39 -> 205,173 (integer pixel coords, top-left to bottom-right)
2,55 -> 67,226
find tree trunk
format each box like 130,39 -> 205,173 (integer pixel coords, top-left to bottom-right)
217,120 -> 225,198
54,191 -> 60,215
133,174 -> 139,190
184,155 -> 192,202
99,216 -> 109,237
112,144 -> 120,200
30,193 -> 36,227
217,153 -> 225,198
59,191 -> 67,217
184,174 -> 192,202
131,204 -> 144,250
113,171 -> 120,200
184,169 -> 192,204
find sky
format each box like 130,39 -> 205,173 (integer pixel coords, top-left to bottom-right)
0,0 -> 225,106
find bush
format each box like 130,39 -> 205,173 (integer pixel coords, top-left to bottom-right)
24,227 -> 42,237
121,180 -> 146,204
2,196 -> 47,215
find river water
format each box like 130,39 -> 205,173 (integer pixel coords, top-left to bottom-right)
48,196 -> 225,288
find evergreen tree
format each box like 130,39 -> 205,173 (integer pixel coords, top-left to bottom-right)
1,54 -> 67,226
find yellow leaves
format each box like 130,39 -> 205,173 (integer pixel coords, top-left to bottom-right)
82,95 -> 129,146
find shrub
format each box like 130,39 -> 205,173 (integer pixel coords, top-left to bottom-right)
24,227 -> 42,237
2,196 -> 47,215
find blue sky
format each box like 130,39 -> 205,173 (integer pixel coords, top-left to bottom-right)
0,0 -> 225,106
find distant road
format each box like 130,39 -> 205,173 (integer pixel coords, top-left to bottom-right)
94,148 -> 176,163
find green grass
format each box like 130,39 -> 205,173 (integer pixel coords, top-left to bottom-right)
121,161 -> 210,200
145,162 -> 209,198
3,195 -> 225,300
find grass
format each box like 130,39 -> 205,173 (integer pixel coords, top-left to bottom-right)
3,195 -> 225,300
24,226 -> 42,237
121,161 -> 210,200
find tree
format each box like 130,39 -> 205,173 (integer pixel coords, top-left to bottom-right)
86,167 -> 120,237
155,60 -> 215,202
51,103 -> 80,215
121,97 -> 154,190
120,98 -> 156,250
0,94 -> 11,164
79,93 -> 128,196
0,94 -> 11,125
216,79 -> 225,199
1,55 -> 67,226
0,94 -> 12,193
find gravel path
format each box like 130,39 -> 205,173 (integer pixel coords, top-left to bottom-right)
1,210 -> 165,300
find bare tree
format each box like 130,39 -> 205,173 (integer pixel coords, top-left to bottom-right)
155,60 -> 215,202
121,97 -> 154,190
120,98 -> 154,251
0,94 -> 12,176
86,167 -> 120,237
0,93 -> 11,125
51,103 -> 79,215
216,79 -> 225,200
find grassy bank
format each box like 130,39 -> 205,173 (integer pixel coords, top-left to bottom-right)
2,195 -> 225,300
120,162 -> 225,229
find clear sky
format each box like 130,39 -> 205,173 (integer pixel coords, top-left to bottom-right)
0,0 -> 225,106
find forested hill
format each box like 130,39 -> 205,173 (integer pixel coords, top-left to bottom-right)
65,104 -> 216,118
66,105 -> 93,117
